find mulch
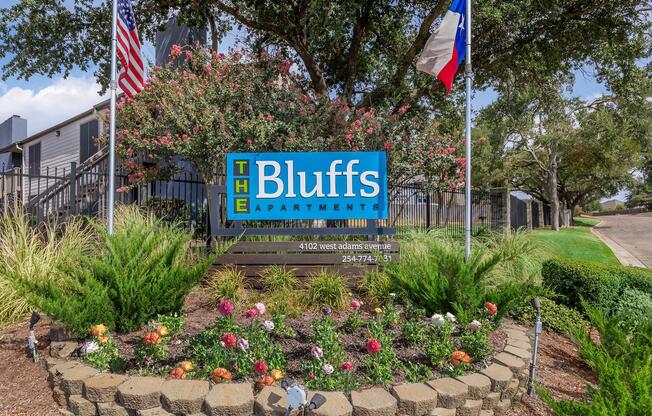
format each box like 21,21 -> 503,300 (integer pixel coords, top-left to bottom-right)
0,294 -> 597,415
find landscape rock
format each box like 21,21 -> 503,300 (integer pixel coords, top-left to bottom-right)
306,391 -> 352,416
426,378 -> 468,408
67,394 -> 96,416
455,373 -> 492,399
481,392 -> 500,410
51,341 -> 79,359
254,386 -> 299,416
429,408 -> 455,416
493,353 -> 526,372
204,383 -> 254,416
350,387 -> 397,416
84,373 -> 128,403
456,399 -> 483,416
60,365 -> 99,395
136,408 -> 173,416
503,346 -> 531,361
97,402 -> 130,416
160,379 -> 209,415
118,376 -> 164,410
480,364 -> 513,392
391,383 -> 438,415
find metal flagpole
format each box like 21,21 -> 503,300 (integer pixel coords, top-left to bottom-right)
464,0 -> 472,260
108,0 -> 118,235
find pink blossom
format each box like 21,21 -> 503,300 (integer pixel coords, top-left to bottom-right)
398,104 -> 410,114
246,139 -> 253,145
255,303 -> 266,315
266,115 -> 274,122
185,51 -> 192,61
170,44 -> 182,58
245,308 -> 257,319
340,361 -> 354,371
365,128 -> 374,134
218,300 -> 234,316
345,133 -> 353,143
351,300 -> 361,310
384,142 -> 392,152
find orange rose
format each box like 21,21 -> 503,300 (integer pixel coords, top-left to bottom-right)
211,367 -> 232,383
90,324 -> 107,337
169,367 -> 186,379
270,369 -> 284,381
450,350 -> 472,367
143,331 -> 161,345
179,361 -> 194,372
256,375 -> 275,389
156,325 -> 169,337
97,336 -> 109,345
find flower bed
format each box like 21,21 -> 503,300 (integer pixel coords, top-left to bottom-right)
45,291 -> 534,415
47,319 -> 532,416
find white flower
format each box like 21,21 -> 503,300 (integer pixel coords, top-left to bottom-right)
468,320 -> 481,331
237,338 -> 249,350
323,363 -> 334,374
311,346 -> 324,359
263,320 -> 275,332
255,302 -> 266,315
81,341 -> 100,354
445,312 -> 456,322
431,313 -> 446,327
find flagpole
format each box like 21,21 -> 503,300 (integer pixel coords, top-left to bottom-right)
464,0 -> 472,260
108,0 -> 118,235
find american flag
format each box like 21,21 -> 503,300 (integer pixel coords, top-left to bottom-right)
116,0 -> 144,98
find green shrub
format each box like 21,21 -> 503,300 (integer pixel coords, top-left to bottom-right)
541,305 -> 652,415
361,271 -> 392,303
385,233 -> 519,322
0,213 -> 95,326
511,297 -> 590,334
305,270 -> 347,309
205,267 -> 246,303
612,288 -> 652,333
261,266 -> 300,292
24,206 -> 212,335
542,258 -> 652,314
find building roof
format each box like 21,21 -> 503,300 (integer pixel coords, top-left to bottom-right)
0,98 -> 110,154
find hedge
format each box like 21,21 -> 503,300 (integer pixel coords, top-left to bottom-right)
541,258 -> 652,313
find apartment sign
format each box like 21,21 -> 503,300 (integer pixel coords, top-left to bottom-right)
226,152 -> 388,220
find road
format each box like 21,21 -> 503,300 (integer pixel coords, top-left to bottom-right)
593,213 -> 652,268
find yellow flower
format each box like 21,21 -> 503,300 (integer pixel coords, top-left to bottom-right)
90,324 -> 107,337
270,369 -> 284,381
98,336 -> 109,345
156,325 -> 169,337
179,361 -> 194,372
374,307 -> 383,315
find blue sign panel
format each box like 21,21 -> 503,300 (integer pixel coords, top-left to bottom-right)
226,152 -> 387,220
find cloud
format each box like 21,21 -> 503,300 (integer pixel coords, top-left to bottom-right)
584,92 -> 603,103
0,77 -> 109,136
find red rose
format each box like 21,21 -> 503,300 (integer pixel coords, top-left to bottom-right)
254,360 -> 268,375
340,361 -> 354,371
366,338 -> 381,354
484,302 -> 498,317
221,332 -> 236,349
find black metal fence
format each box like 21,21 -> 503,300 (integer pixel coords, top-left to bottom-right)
2,162 -> 510,238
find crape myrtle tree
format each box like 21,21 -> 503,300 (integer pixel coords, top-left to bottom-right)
113,45 -> 467,224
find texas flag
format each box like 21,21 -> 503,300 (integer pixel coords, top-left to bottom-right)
416,0 -> 467,93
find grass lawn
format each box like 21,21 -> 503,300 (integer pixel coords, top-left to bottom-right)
527,217 -> 620,266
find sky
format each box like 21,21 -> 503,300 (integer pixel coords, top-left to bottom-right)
0,1 -> 624,200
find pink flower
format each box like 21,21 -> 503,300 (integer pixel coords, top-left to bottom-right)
185,51 -> 192,61
246,139 -> 253,145
365,128 -> 374,134
398,104 -> 410,114
254,360 -> 268,375
280,60 -> 292,74
311,346 -> 324,359
266,115 -> 274,122
345,133 -> 353,143
218,300 -> 234,316
255,303 -> 266,315
245,308 -> 257,319
170,44 -> 182,58
203,65 -> 212,75
193,126 -> 200,134
221,332 -> 236,349
366,339 -> 381,354
351,300 -> 361,311
340,361 -> 354,371
468,320 -> 481,331
384,142 -> 392,152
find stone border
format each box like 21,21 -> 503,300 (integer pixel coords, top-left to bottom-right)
47,322 -> 533,416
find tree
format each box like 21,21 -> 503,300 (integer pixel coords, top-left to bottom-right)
1,0 -> 649,114
112,46 -> 467,225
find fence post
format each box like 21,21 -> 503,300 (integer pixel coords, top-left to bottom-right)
525,199 -> 533,232
425,192 -> 431,229
491,187 -> 511,233
69,162 -> 77,215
